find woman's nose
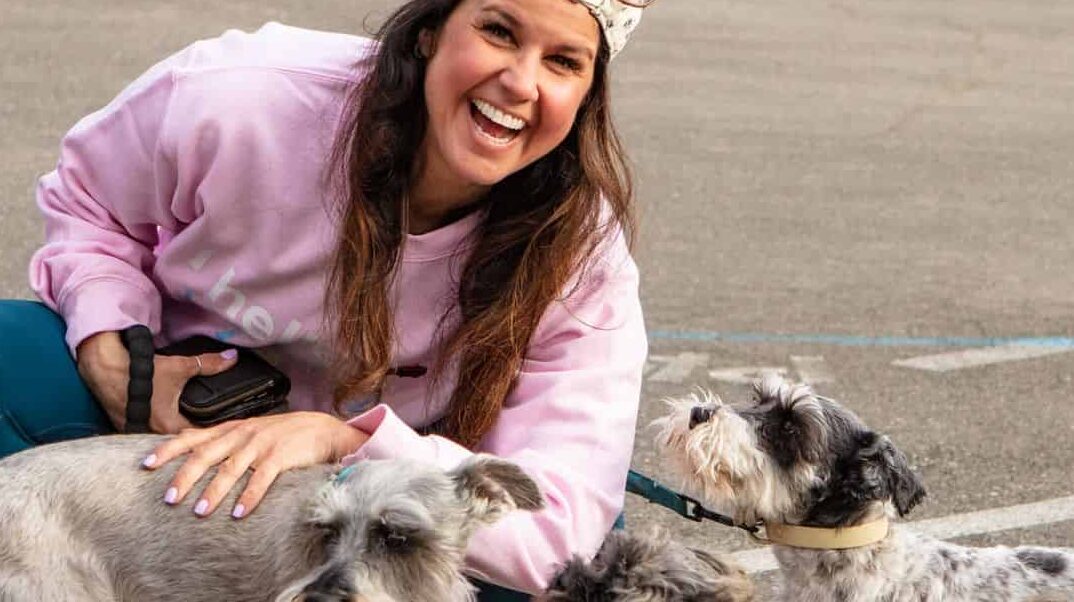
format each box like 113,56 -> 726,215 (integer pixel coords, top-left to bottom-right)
500,53 -> 540,103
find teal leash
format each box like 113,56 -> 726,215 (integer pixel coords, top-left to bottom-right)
332,463 -> 358,484
333,465 -> 758,534
626,469 -> 761,535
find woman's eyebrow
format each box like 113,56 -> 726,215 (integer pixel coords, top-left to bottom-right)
480,6 -> 522,29
480,5 -> 596,61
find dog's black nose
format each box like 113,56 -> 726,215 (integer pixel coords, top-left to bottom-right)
689,406 -> 714,429
298,563 -> 356,601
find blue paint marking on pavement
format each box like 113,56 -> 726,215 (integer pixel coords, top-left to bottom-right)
649,330 -> 1074,349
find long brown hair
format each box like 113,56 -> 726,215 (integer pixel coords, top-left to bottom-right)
327,0 -> 634,448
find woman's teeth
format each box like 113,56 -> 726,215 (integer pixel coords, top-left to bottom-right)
472,99 -> 525,131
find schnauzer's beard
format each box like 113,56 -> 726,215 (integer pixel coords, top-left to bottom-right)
655,392 -> 820,525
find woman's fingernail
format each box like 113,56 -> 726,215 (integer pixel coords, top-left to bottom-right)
220,349 -> 238,361
163,487 -> 178,505
142,454 -> 157,468
232,503 -> 246,519
194,499 -> 209,516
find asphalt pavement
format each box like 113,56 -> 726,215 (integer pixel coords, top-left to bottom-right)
2,1 -> 1072,597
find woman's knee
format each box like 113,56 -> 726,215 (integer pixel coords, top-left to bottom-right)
0,300 -> 111,448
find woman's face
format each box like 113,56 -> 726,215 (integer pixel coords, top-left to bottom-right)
418,0 -> 600,195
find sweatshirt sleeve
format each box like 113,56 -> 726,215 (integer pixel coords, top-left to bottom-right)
28,45 -> 199,355
343,232 -> 647,593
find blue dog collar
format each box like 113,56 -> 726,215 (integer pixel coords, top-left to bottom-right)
332,464 -> 358,484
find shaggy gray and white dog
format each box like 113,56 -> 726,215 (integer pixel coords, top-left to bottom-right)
542,528 -> 755,601
0,435 -> 542,602
655,374 -> 1074,602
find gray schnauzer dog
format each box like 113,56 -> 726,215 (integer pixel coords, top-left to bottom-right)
655,374 -> 1074,602
542,528 -> 755,601
0,435 -> 542,602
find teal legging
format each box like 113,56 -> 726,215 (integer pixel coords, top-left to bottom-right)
0,300 -> 113,457
0,300 -> 529,601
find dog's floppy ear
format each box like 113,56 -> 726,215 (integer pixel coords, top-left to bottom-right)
859,431 -> 927,516
451,454 -> 544,524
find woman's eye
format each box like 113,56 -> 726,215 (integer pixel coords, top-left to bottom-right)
549,55 -> 582,73
480,22 -> 513,42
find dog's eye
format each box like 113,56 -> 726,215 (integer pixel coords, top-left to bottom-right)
317,522 -> 343,547
385,532 -> 409,552
370,521 -> 417,554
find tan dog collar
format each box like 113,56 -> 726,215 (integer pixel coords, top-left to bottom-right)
757,517 -> 890,550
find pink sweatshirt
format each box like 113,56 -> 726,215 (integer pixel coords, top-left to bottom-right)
29,23 -> 646,593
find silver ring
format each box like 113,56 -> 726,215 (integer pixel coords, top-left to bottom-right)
193,356 -> 203,376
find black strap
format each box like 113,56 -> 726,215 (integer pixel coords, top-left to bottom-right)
626,470 -> 761,534
387,365 -> 427,378
119,325 -> 154,433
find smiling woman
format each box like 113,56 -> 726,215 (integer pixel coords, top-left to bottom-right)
3,0 -> 652,598
415,0 -> 600,206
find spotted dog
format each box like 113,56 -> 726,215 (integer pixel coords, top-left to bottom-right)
655,374 -> 1074,602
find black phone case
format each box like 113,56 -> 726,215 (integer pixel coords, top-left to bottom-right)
157,336 -> 290,427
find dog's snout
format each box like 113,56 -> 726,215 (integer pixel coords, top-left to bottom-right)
296,563 -> 357,602
689,405 -> 714,429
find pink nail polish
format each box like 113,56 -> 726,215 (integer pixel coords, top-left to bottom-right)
164,487 -> 178,505
141,454 -> 157,468
232,503 -> 246,519
221,349 -> 238,361
194,499 -> 209,516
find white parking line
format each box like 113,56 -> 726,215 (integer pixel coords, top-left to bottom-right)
728,494 -> 1074,573
789,355 -> 834,384
646,352 -> 710,383
708,366 -> 788,385
893,345 -> 1073,372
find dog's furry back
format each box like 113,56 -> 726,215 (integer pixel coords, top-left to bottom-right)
544,529 -> 755,601
775,528 -> 1074,602
0,435 -> 329,602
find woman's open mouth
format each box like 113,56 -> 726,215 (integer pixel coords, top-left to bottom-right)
470,99 -> 525,146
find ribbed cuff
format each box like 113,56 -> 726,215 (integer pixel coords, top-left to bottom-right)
58,278 -> 160,357
342,404 -> 470,471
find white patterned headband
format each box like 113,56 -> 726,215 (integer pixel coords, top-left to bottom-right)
575,0 -> 652,60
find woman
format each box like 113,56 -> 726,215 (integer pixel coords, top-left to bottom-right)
1,0 -> 650,594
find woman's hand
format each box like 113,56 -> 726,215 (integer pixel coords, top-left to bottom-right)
76,331 -> 239,434
142,412 -> 370,519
